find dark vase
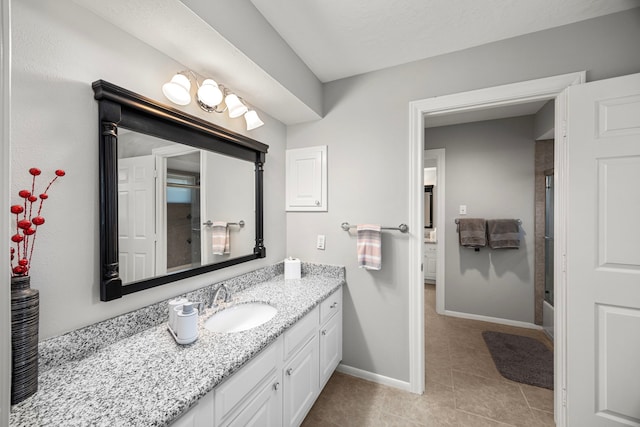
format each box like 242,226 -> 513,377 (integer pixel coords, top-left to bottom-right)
10,275 -> 39,405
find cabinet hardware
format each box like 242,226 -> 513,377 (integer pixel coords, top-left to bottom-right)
321,330 -> 327,336
330,302 -> 337,309
286,368 -> 293,376
273,382 -> 280,391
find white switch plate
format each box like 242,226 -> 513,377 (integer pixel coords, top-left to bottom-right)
459,205 -> 467,215
316,235 -> 326,250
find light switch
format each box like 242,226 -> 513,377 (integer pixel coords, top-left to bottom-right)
316,234 -> 326,250
459,205 -> 467,215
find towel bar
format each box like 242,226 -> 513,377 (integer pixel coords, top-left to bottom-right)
203,220 -> 245,227
341,222 -> 409,233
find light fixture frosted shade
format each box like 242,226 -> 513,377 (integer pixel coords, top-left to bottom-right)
197,79 -> 223,109
244,110 -> 264,130
162,74 -> 191,105
225,93 -> 248,118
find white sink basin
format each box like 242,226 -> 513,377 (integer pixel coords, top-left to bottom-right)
204,302 -> 277,333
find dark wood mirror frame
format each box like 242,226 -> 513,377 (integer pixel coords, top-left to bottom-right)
93,80 -> 268,301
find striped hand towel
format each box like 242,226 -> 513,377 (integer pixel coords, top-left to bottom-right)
211,221 -> 230,255
357,224 -> 382,270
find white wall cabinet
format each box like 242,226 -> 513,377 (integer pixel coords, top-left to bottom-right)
172,287 -> 343,427
286,146 -> 327,211
424,243 -> 437,282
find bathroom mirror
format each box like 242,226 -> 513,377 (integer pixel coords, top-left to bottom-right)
424,185 -> 434,229
93,80 -> 268,301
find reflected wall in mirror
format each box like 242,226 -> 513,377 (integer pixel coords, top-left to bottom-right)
94,80 -> 268,301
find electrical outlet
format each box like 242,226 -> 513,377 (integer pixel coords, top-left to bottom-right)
316,234 -> 326,250
459,205 -> 467,215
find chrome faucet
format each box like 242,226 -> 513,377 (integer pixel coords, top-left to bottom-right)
210,284 -> 231,307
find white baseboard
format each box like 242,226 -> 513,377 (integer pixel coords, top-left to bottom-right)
443,310 -> 542,330
336,364 -> 413,392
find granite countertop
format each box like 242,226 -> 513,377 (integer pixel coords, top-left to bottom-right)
10,270 -> 344,427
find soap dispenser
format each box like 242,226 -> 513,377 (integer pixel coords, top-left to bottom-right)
173,302 -> 199,345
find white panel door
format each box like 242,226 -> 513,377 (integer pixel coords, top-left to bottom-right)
566,73 -> 640,426
118,155 -> 156,283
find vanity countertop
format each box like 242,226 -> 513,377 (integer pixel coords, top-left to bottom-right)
9,272 -> 344,427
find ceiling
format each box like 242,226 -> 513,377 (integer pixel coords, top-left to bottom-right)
251,0 -> 640,83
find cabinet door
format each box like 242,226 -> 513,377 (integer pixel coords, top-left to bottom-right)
283,335 -> 319,427
319,307 -> 343,389
170,390 -> 214,427
220,373 -> 282,427
286,146 -> 327,211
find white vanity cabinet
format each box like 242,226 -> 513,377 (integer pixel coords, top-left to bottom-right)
171,287 -> 343,427
214,340 -> 283,427
170,390 -> 215,427
319,288 -> 343,388
424,242 -> 437,282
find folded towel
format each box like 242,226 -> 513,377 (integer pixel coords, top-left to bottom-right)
211,221 -> 230,255
357,224 -> 382,270
487,219 -> 520,249
458,218 -> 487,248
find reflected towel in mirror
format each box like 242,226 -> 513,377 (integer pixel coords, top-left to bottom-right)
212,221 -> 230,255
357,224 -> 381,270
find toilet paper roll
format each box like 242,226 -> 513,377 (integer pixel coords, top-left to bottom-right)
284,257 -> 301,280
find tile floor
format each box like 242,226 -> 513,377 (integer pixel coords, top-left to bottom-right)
302,283 -> 555,427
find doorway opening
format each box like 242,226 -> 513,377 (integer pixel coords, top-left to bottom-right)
408,71 -> 586,427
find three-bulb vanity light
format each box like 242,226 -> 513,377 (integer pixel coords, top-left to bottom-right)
162,71 -> 264,131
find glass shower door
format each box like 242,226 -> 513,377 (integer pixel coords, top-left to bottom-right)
544,174 -> 554,305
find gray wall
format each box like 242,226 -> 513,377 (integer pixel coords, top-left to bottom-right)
425,116 -> 536,323
286,8 -> 640,383
534,100 -> 555,140
10,0 -> 287,339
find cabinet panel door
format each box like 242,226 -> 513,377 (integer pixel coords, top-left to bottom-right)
169,390 -> 214,427
283,336 -> 319,427
286,146 -> 327,211
221,373 -> 282,427
319,308 -> 343,389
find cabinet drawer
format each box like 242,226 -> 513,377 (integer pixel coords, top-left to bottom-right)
320,287 -> 342,326
283,307 -> 318,361
215,338 -> 281,425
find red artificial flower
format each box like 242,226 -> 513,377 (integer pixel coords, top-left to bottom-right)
10,167 -> 65,277
17,219 -> 31,229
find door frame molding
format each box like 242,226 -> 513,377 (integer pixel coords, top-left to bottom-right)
408,71 -> 585,426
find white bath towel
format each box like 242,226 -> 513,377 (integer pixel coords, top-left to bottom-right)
357,224 -> 382,270
211,221 -> 230,255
